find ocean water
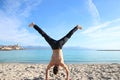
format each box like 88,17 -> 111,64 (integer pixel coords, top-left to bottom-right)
0,48 -> 120,64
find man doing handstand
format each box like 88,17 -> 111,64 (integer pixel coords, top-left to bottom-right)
29,22 -> 82,80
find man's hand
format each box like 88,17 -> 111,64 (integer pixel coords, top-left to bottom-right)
29,22 -> 35,27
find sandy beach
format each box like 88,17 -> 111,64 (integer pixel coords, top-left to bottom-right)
0,63 -> 120,80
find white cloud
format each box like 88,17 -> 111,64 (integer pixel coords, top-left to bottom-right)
87,0 -> 100,25
82,22 -> 110,34
0,12 -> 41,46
0,0 -> 42,46
82,18 -> 120,34
2,0 -> 42,17
82,18 -> 120,49
20,0 -> 42,17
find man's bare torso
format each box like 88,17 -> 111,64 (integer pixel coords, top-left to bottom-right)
50,49 -> 64,65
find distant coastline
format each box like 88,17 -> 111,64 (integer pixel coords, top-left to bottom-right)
0,44 -> 23,51
23,46 -> 90,50
97,50 -> 120,51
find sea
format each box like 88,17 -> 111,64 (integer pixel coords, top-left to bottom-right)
0,48 -> 120,64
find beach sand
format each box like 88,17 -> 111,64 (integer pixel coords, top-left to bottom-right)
0,63 -> 120,80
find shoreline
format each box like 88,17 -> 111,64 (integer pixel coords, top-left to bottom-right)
0,63 -> 120,80
0,61 -> 120,64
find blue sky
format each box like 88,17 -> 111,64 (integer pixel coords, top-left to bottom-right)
0,0 -> 120,49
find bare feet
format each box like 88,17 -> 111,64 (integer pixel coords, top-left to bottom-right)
29,22 -> 35,27
76,25 -> 82,30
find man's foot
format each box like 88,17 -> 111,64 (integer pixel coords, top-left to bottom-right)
76,25 -> 82,30
29,22 -> 35,27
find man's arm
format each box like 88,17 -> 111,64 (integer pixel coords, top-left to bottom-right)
46,64 -> 53,80
46,64 -> 50,80
60,63 -> 70,80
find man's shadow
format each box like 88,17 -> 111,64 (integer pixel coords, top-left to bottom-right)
24,76 -> 44,80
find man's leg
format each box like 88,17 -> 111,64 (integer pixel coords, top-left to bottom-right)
33,24 -> 56,48
58,25 -> 82,47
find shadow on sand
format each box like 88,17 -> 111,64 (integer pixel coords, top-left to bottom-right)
24,77 -> 44,80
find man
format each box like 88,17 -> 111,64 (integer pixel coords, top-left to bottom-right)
29,22 -> 82,80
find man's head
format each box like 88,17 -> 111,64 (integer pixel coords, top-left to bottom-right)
53,65 -> 59,75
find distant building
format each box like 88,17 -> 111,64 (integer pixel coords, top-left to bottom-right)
0,44 -> 23,51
